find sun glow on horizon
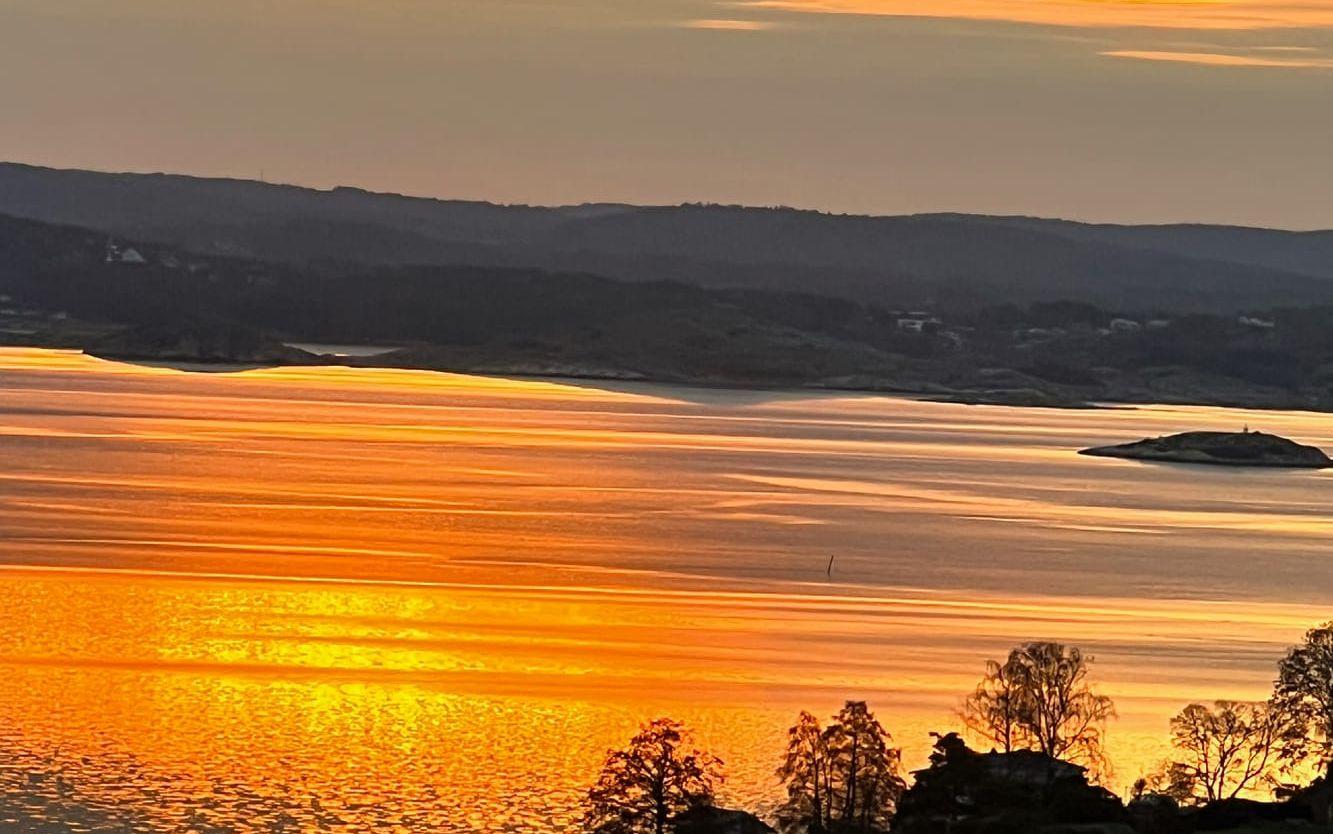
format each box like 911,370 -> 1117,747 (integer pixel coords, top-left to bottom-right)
683,18 -> 776,30
741,0 -> 1333,30
1103,48 -> 1333,66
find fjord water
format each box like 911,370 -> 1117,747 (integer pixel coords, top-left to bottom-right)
2,348 -> 1332,832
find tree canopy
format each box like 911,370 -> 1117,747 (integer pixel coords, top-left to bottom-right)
584,719 -> 724,834
1274,621 -> 1333,775
776,701 -> 904,833
1159,700 -> 1291,803
960,642 -> 1116,774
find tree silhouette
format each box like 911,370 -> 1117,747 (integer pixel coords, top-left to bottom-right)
1159,700 -> 1291,803
776,711 -> 831,833
1274,621 -> 1333,776
776,702 -> 904,833
583,718 -> 723,834
960,658 -> 1024,753
960,642 -> 1115,774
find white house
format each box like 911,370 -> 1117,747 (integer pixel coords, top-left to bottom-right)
105,240 -> 147,265
895,312 -> 941,333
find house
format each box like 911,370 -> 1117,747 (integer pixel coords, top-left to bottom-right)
895,734 -> 1125,834
105,240 -> 147,265
895,311 -> 942,333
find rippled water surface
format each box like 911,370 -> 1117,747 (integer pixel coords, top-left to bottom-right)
2,348 -> 1333,831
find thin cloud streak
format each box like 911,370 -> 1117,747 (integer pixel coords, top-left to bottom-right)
1104,48 -> 1333,67
741,0 -> 1333,31
683,18 -> 776,30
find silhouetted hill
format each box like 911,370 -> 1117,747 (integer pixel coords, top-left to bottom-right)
0,213 -> 903,384
11,211 -> 1333,409
3,162 -> 1331,314
963,214 -> 1333,281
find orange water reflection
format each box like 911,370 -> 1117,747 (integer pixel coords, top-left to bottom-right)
0,568 -> 1316,830
3,348 -> 1333,828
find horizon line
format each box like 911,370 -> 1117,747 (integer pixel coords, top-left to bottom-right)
3,158 -> 1329,235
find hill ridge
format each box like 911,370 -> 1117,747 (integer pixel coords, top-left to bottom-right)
3,161 -> 1333,314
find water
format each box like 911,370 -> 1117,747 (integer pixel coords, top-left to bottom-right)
1,348 -> 1331,831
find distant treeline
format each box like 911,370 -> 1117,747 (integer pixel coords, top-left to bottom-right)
585,622 -> 1333,834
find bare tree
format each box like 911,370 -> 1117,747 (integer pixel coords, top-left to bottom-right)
961,658 -> 1024,753
1160,700 -> 1290,803
1274,621 -> 1333,777
960,642 -> 1116,773
584,718 -> 723,834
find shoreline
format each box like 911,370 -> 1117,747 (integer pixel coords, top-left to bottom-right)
9,338 -> 1333,415
84,350 -> 1333,417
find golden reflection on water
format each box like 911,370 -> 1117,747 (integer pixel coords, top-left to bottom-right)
4,348 -> 1333,829
0,568 -> 1317,831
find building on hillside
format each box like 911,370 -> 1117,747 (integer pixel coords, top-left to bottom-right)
895,311 -> 942,333
105,239 -> 147,265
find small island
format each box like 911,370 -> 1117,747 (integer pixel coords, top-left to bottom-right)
1079,430 -> 1333,468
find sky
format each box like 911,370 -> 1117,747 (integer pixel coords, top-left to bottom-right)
1,0 -> 1331,228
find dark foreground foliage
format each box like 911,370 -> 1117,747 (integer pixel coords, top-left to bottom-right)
893,733 -> 1125,834
585,626 -> 1333,834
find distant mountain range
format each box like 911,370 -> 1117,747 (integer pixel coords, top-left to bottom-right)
2,162 -> 1332,314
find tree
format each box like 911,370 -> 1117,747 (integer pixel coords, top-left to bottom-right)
1274,621 -> 1333,776
1159,700 -> 1290,803
961,658 -> 1024,753
825,701 -> 905,832
960,642 -> 1116,773
584,718 -> 723,834
777,711 -> 831,833
777,702 -> 905,833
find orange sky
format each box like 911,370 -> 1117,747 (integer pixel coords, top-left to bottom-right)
746,0 -> 1333,31
1,0 -> 1331,226
738,0 -> 1333,68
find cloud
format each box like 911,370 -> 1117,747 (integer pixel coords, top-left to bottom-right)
739,0 -> 1333,31
1103,49 -> 1333,67
682,18 -> 776,31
